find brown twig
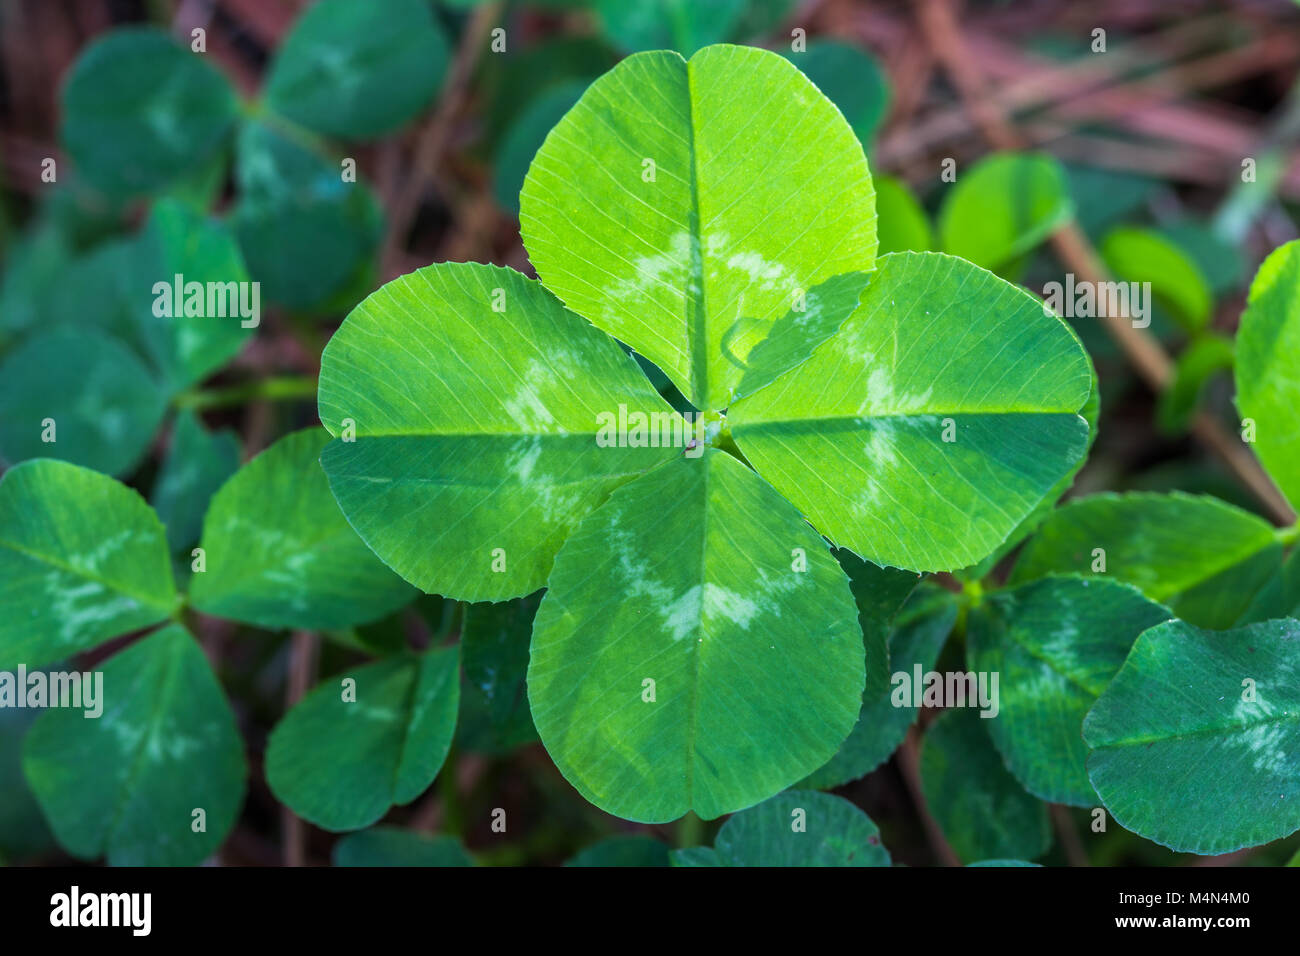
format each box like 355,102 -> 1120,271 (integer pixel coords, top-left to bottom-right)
217,0 -> 296,47
879,38 -> 934,140
878,10 -> 1300,201
1051,804 -> 1090,867
897,726 -> 962,866
380,2 -> 504,278
282,630 -> 318,867
917,0 -> 1021,148
434,178 -> 502,263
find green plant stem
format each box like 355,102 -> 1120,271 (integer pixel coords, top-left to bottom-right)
438,751 -> 465,838
173,375 -> 318,411
676,811 -> 705,848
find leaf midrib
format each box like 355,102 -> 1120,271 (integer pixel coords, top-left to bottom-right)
1091,709 -> 1300,751
733,408 -> 1085,428
274,24 -> 431,109
391,651 -> 455,803
390,658 -> 423,802
994,616 -> 1115,701
684,454 -> 713,810
684,57 -> 711,411
196,522 -> 366,600
105,628 -> 184,857
327,430 -> 672,439
0,534 -> 175,614
325,466 -> 666,488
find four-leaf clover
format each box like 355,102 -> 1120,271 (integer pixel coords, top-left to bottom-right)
318,45 -> 1092,821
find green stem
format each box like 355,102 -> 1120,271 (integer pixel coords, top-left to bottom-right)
676,811 -> 705,848
173,375 -> 318,411
439,750 -> 465,837
1278,524 -> 1300,546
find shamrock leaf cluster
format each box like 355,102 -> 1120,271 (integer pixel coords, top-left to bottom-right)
0,430 -> 420,863
317,44 -> 1092,821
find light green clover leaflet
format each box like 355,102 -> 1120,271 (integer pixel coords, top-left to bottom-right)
519,44 -> 877,410
1084,618 -> 1300,855
317,262 -> 678,602
874,175 -> 933,255
938,151 -> 1073,275
565,834 -> 671,867
1236,239 -> 1300,512
0,459 -> 178,671
527,450 -> 863,822
1100,226 -> 1213,334
1239,546 -> 1300,624
730,251 -> 1092,572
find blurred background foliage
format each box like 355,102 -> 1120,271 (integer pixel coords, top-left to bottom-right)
1,0 -> 1300,866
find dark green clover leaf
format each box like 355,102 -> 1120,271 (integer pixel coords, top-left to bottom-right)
0,709 -> 55,863
565,835 -> 671,867
1085,618 -> 1300,855
967,575 -> 1172,805
1011,492 -> 1282,629
266,648 -> 460,832
190,428 -> 415,632
23,625 -> 246,866
0,459 -> 177,670
264,0 -> 450,140
151,411 -> 241,556
0,328 -> 168,477
333,827 -> 473,867
232,120 -> 383,311
457,593 -> 541,754
671,790 -> 890,866
920,708 -> 1053,863
799,584 -> 956,790
60,27 -> 238,198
